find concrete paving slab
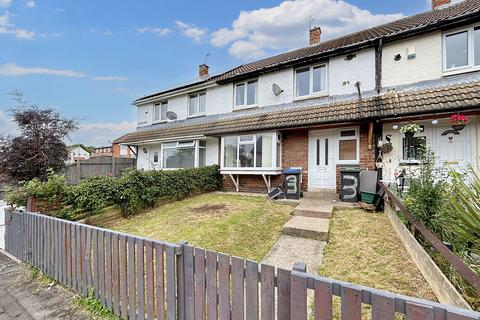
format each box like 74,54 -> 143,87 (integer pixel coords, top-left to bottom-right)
261,235 -> 327,274
282,216 -> 330,241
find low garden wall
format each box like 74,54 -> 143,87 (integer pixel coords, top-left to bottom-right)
385,201 -> 471,309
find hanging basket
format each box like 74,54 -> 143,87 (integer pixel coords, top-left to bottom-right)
381,142 -> 393,154
451,124 -> 465,131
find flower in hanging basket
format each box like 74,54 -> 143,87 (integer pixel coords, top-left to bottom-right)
400,123 -> 422,134
449,114 -> 469,125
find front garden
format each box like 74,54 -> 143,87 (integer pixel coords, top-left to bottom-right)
87,193 -> 292,261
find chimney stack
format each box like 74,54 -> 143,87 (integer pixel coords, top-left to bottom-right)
432,0 -> 451,9
309,26 -> 321,46
199,64 -> 209,79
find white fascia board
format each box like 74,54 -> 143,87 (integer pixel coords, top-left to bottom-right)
133,82 -> 218,106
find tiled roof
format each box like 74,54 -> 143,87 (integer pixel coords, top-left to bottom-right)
117,79 -> 480,144
214,0 -> 480,82
134,0 -> 480,103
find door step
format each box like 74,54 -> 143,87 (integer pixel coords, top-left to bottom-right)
303,191 -> 338,201
282,216 -> 329,241
293,199 -> 333,219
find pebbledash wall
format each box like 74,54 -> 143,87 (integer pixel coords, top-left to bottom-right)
222,122 -> 376,194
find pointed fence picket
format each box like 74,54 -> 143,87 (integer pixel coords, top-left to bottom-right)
3,209 -> 480,320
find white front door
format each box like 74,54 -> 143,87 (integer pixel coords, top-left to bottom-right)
435,126 -> 470,169
308,132 -> 336,190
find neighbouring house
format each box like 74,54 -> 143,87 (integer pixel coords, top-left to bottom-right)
91,146 -> 113,158
112,135 -> 137,159
67,146 -> 91,163
116,0 -> 480,194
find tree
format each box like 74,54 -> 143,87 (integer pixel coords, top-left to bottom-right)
0,92 -> 78,182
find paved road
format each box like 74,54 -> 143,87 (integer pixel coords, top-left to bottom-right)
0,252 -> 91,320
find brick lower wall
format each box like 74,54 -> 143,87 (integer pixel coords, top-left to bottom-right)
223,123 -> 377,194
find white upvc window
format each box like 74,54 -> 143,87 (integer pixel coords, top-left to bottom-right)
337,128 -> 359,165
221,132 -> 281,169
234,80 -> 257,108
294,64 -> 328,98
153,101 -> 168,122
160,139 -> 206,169
188,92 -> 206,117
443,25 -> 480,73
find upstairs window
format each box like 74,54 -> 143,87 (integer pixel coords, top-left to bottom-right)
234,80 -> 257,108
153,101 -> 168,122
444,26 -> 480,72
188,92 -> 206,116
295,64 -> 327,97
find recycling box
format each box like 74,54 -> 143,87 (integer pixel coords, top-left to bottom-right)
283,168 -> 302,200
340,166 -> 360,202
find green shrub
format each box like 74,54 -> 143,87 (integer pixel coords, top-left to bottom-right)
445,165 -> 480,257
64,176 -> 118,215
6,169 -> 68,209
402,148 -> 448,235
6,165 -> 223,219
112,165 -> 222,217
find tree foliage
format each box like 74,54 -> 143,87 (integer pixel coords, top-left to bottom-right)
0,92 -> 78,182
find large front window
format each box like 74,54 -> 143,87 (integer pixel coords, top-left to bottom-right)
444,26 -> 480,72
295,64 -> 327,97
222,132 -> 280,169
188,92 -> 206,116
161,140 -> 206,169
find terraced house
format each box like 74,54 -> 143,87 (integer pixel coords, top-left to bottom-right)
116,0 -> 480,194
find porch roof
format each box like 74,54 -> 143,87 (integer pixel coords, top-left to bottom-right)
116,79 -> 480,145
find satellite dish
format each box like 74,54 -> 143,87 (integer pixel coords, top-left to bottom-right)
166,111 -> 177,121
272,83 -> 284,96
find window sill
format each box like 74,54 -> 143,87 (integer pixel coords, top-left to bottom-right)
293,92 -> 328,102
233,104 -> 258,111
442,66 -> 480,77
336,160 -> 359,165
152,120 -> 167,124
187,114 -> 206,119
220,168 -> 283,175
400,160 -> 422,166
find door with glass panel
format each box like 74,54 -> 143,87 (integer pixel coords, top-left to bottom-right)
308,133 -> 335,189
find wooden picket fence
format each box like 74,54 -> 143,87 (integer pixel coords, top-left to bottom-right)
4,209 -> 480,320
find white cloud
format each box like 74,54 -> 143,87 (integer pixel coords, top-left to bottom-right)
91,76 -> 128,81
0,11 -> 36,39
211,0 -> 404,59
0,0 -> 11,8
25,0 -> 36,8
0,62 -> 85,77
175,20 -> 208,43
0,63 -> 129,81
136,26 -> 171,37
70,121 -> 136,146
89,27 -> 113,36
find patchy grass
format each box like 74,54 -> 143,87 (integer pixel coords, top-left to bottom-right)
318,208 -> 436,319
88,193 -> 292,261
74,289 -> 120,320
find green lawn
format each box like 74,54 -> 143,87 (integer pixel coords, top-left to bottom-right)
318,208 -> 436,319
87,193 -> 292,261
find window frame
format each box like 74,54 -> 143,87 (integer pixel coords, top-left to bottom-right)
336,128 -> 360,165
443,24 -> 480,74
220,131 -> 280,170
160,139 -> 206,169
188,91 -> 206,117
234,79 -> 258,109
294,63 -> 328,99
153,101 -> 168,123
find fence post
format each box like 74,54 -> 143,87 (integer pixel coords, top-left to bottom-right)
176,240 -> 188,320
291,262 -> 308,320
111,157 -> 116,176
76,160 -> 81,184
292,262 -> 306,273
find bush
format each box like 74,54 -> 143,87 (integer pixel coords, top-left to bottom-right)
402,148 -> 448,235
6,165 -> 223,219
112,166 -> 222,217
6,169 -> 68,210
64,176 -> 118,215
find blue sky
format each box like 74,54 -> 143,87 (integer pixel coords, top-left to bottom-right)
0,0 -> 432,146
